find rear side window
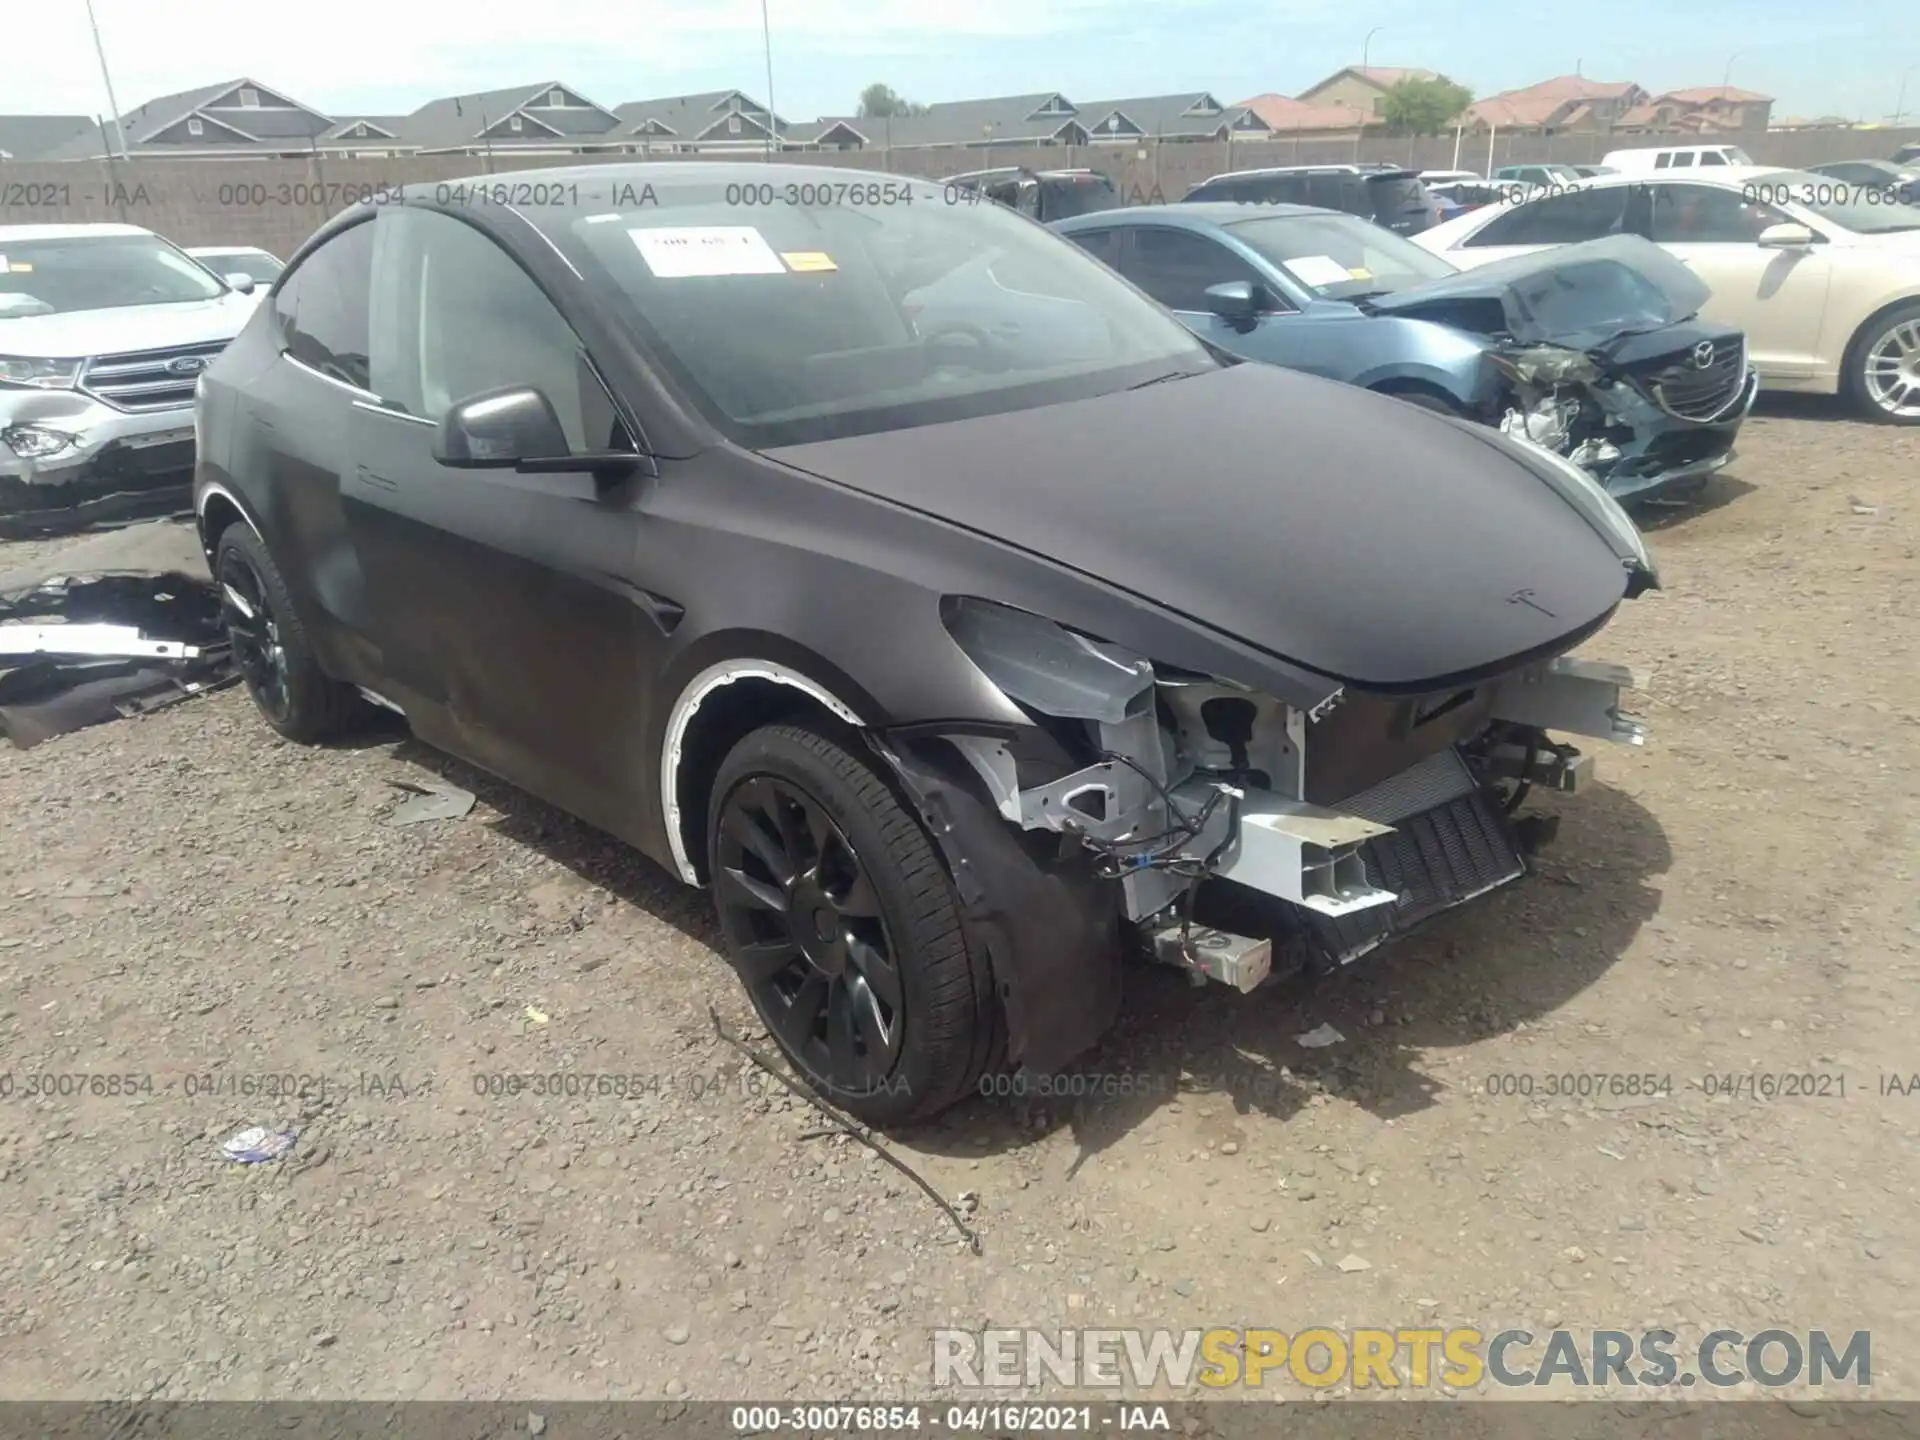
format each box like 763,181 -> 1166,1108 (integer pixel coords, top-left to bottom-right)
1654,154 -> 1672,170
1466,187 -> 1627,246
276,220 -> 374,390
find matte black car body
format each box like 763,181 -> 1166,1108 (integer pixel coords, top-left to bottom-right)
195,163 -> 1657,1122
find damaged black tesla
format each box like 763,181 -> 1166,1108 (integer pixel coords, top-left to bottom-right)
194,163 -> 1658,1124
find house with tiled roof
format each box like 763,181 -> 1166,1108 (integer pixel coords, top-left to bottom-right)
1295,66 -> 1439,119
1463,76 -> 1647,133
1235,93 -> 1371,135
35,79 -> 336,159
1632,86 -> 1774,131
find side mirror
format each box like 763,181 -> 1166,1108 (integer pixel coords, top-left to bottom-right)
224,272 -> 257,294
432,385 -> 644,479
434,387 -> 571,468
1757,222 -> 1816,249
1201,280 -> 1260,322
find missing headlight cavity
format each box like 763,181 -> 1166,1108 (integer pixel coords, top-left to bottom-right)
936,596 -> 1644,998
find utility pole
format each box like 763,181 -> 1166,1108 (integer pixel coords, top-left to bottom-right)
84,0 -> 131,161
761,0 -> 778,157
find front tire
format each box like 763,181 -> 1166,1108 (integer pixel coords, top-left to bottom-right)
215,525 -> 369,743
1847,302 -> 1920,424
706,723 -> 995,1127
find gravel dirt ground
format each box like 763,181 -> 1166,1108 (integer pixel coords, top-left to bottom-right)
1,400 -> 1915,1406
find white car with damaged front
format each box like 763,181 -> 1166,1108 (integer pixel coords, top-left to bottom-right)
1412,168 -> 1920,423
2,223 -> 257,535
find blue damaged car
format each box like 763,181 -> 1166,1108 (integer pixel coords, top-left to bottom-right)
1053,204 -> 1757,502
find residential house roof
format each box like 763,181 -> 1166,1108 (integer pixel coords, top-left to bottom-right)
1073,92 -> 1270,141
35,78 -> 335,159
1466,75 -> 1641,129
319,115 -> 410,145
0,114 -> 96,161
1297,66 -> 1438,101
397,82 -> 624,152
1235,93 -> 1372,133
807,92 -> 1091,149
1661,86 -> 1773,104
614,91 -> 786,146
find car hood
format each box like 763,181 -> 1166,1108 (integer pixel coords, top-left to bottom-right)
763,363 -> 1637,691
0,294 -> 254,359
1365,233 -> 1711,350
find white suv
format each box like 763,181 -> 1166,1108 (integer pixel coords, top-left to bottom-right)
2,223 -> 260,536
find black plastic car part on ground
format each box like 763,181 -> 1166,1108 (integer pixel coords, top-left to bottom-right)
193,162 -> 1656,1125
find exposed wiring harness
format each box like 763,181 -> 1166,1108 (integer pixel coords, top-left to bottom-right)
1065,750 -> 1247,967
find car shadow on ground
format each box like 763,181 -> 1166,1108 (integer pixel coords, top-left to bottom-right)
912,779 -> 1672,1172
374,733 -> 1669,1169
1749,393 -> 1867,426
1631,470 -> 1756,530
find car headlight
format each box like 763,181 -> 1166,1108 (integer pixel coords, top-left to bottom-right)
0,355 -> 83,390
1521,439 -> 1659,591
2,424 -> 84,459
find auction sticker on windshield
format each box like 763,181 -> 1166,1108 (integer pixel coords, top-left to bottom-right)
781,251 -> 838,272
1286,254 -> 1353,289
629,225 -> 787,278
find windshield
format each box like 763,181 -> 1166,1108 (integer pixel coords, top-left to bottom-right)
0,234 -> 226,315
554,172 -> 1214,447
1225,211 -> 1457,299
1040,176 -> 1120,220
1755,169 -> 1920,234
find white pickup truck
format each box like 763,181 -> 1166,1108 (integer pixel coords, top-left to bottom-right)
1,222 -> 261,537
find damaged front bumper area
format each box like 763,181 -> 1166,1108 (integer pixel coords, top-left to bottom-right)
1490,339 -> 1758,505
1,385 -> 199,540
910,601 -> 1645,1044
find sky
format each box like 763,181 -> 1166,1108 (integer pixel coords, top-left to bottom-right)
7,0 -> 1912,126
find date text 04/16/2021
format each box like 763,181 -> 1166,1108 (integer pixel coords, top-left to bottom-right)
727,1405 -> 1173,1433
0,1072 -> 417,1103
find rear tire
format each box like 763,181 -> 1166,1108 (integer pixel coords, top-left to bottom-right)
706,722 -> 997,1127
215,525 -> 370,744
1845,302 -> 1920,424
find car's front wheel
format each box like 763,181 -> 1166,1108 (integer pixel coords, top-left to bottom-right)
214,525 -> 369,743
1848,302 -> 1920,424
706,722 -> 996,1127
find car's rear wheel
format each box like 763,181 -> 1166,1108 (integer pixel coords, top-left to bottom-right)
1848,302 -> 1920,424
706,722 -> 994,1127
215,525 -> 369,743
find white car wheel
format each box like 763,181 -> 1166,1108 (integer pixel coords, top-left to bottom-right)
1853,304 -> 1920,424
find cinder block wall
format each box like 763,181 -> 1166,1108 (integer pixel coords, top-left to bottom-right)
4,126 -> 1915,255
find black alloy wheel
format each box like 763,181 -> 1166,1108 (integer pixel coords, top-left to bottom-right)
219,544 -> 291,726
713,773 -> 906,1094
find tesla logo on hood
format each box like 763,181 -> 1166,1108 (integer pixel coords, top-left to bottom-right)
1690,341 -> 1716,370
1507,588 -> 1557,618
